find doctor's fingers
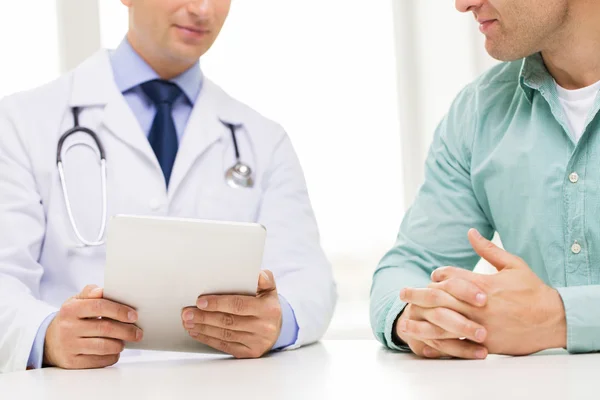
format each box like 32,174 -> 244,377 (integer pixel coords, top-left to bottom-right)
65,298 -> 138,323
63,354 -> 121,370
182,309 -> 267,333
76,285 -> 104,299
79,319 -> 143,342
75,337 -> 126,356
188,324 -> 269,350
196,294 -> 265,316
191,333 -> 266,359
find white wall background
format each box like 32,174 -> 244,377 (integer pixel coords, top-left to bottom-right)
99,0 -> 404,262
394,0 -> 498,207
0,1 -> 60,99
1,0 -> 499,339
394,1 -> 501,280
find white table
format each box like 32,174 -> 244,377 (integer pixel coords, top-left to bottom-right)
1,340 -> 597,400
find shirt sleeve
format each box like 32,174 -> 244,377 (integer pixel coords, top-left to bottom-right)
27,313 -> 56,369
370,84 -> 495,350
556,286 -> 600,353
272,295 -> 299,350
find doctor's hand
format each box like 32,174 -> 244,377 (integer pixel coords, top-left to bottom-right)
43,285 -> 143,369
429,229 -> 567,356
395,279 -> 489,359
181,270 -> 282,359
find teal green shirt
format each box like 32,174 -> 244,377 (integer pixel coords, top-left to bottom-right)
370,53 -> 600,354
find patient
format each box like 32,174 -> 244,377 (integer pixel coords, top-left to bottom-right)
371,0 -> 600,358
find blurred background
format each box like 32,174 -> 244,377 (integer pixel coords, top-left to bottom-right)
0,0 -> 498,339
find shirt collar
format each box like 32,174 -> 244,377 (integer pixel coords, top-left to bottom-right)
109,38 -> 203,104
519,52 -> 554,104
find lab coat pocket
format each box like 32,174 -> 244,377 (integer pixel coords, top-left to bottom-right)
62,233 -> 107,276
197,186 -> 262,223
65,241 -> 106,261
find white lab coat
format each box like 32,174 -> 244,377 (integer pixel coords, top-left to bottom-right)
0,50 -> 336,373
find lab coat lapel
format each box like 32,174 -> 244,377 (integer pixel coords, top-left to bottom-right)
168,80 -> 236,198
69,50 -> 160,169
101,96 -> 158,165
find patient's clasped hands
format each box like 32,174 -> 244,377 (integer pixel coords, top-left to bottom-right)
396,229 -> 567,359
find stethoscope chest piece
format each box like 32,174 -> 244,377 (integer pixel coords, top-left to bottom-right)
222,120 -> 254,189
226,162 -> 254,188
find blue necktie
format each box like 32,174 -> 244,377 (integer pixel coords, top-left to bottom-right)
141,79 -> 183,187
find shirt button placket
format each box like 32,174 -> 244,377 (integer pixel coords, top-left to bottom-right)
565,156 -> 590,286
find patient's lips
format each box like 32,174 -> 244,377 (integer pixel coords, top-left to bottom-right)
478,19 -> 498,35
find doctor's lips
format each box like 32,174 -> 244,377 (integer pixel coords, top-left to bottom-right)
175,24 -> 211,38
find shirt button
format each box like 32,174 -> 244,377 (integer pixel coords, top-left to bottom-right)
569,172 -> 579,183
149,199 -> 161,211
571,242 -> 582,254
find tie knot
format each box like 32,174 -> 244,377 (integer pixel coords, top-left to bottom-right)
141,79 -> 183,106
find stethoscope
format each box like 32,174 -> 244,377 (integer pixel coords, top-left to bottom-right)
57,107 -> 108,247
57,108 -> 254,247
222,121 -> 254,189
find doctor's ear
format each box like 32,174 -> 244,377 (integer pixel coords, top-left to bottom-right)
121,0 -> 133,7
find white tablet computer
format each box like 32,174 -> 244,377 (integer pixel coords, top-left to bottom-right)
103,215 -> 266,354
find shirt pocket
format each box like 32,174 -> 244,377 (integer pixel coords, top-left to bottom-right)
196,186 -> 262,223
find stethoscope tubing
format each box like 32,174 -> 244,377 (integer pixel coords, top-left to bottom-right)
56,108 -> 108,246
57,109 -> 254,247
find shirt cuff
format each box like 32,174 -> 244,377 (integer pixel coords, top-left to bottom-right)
382,295 -> 414,352
273,294 -> 298,350
556,286 -> 600,353
390,304 -> 412,352
27,312 -> 57,369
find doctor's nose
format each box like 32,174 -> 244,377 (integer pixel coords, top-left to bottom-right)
455,0 -> 486,13
187,0 -> 212,15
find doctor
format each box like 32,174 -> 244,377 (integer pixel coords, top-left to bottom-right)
0,0 -> 336,372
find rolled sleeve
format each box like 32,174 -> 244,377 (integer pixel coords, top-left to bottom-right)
384,298 -> 411,352
371,265 -> 433,351
370,84 -> 494,351
556,286 -> 600,353
273,294 -> 299,350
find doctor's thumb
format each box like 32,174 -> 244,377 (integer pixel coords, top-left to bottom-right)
77,284 -> 104,299
257,270 -> 276,293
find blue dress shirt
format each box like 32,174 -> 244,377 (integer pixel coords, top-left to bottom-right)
28,38 -> 298,369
